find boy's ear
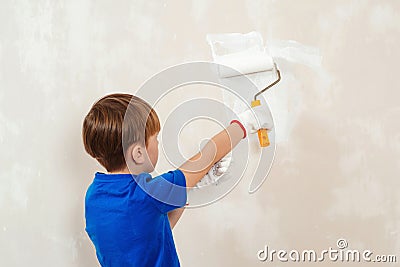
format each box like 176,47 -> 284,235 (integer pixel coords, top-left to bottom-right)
130,144 -> 145,164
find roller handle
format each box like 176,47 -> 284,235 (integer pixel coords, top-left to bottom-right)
251,100 -> 271,147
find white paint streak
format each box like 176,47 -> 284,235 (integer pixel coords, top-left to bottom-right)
264,72 -> 303,144
369,4 -> 399,32
268,39 -> 331,142
207,34 -> 329,144
268,39 -> 322,69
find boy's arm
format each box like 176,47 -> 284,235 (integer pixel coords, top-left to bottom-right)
179,122 -> 244,189
168,207 -> 185,229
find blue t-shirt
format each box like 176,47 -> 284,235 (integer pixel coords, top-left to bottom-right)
85,169 -> 187,267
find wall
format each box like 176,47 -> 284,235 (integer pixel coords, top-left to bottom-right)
0,0 -> 399,266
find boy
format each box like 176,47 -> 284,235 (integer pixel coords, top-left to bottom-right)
82,93 -> 268,266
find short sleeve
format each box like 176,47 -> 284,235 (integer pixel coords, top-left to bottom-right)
138,169 -> 187,214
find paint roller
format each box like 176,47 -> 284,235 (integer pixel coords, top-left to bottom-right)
217,52 -> 281,147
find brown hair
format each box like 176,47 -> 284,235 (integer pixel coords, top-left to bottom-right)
82,93 -> 160,172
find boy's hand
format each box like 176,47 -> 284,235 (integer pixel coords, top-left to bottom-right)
194,156 -> 232,188
233,105 -> 273,137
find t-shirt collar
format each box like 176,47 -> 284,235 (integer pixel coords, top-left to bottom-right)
94,172 -> 136,182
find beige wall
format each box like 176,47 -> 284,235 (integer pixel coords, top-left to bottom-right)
0,0 -> 399,266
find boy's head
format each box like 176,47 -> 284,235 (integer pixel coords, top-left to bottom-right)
82,93 -> 160,173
